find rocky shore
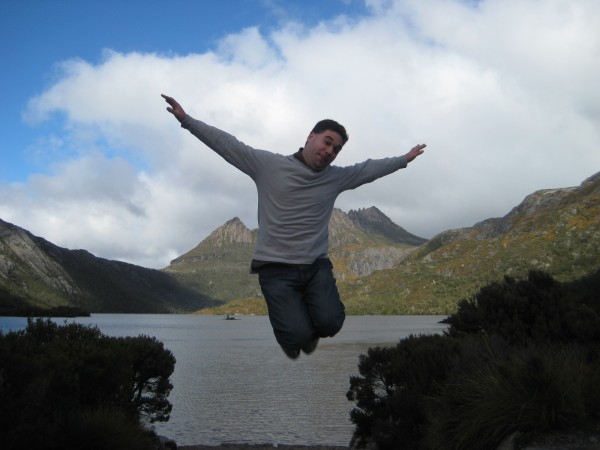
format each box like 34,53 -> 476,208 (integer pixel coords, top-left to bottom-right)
176,430 -> 600,450
176,422 -> 600,450
180,445 -> 346,450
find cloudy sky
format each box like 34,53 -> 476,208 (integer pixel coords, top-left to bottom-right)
1,0 -> 599,269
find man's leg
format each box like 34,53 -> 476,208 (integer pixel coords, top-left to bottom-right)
258,265 -> 315,358
303,258 -> 346,340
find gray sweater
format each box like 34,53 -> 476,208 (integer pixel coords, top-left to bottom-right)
181,115 -> 408,265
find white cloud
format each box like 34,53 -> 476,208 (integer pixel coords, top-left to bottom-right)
2,0 -> 599,268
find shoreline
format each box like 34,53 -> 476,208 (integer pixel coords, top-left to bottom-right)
179,444 -> 348,450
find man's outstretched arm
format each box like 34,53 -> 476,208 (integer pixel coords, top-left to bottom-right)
162,94 -> 187,123
161,93 -> 267,175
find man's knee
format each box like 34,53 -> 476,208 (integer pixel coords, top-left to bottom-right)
274,321 -> 314,350
314,310 -> 345,338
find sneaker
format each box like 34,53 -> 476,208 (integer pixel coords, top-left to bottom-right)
282,346 -> 300,360
302,337 -> 320,355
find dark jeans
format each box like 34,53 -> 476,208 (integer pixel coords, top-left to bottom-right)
257,258 -> 346,351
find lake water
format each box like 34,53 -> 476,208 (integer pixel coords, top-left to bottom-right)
0,314 -> 447,447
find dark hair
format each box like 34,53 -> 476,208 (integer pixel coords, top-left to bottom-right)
311,119 -> 349,144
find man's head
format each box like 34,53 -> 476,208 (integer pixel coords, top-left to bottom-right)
311,119 -> 349,144
302,119 -> 349,171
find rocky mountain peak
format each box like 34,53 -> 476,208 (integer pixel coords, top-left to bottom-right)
328,208 -> 365,247
349,206 -> 387,221
348,206 -> 427,246
205,217 -> 256,247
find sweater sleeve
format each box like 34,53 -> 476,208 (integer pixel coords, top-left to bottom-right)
336,156 -> 408,191
180,115 -> 265,177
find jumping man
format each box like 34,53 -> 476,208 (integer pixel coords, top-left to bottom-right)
162,94 -> 425,359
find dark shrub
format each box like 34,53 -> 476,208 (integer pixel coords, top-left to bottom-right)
425,344 -> 590,450
347,334 -> 462,449
0,319 -> 174,450
347,270 -> 600,449
57,407 -> 159,450
445,270 -> 600,347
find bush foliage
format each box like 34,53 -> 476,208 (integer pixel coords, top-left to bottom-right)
0,319 -> 175,450
347,270 -> 600,449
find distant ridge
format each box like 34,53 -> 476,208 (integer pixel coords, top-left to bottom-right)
1,171 -> 599,315
345,171 -> 600,314
0,219 -> 216,315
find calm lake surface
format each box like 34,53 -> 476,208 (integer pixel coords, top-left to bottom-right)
0,314 -> 447,447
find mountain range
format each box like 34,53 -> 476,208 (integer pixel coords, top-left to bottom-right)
1,172 -> 599,315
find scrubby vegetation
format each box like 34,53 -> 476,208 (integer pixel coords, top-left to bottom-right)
0,319 -> 175,450
347,269 -> 600,450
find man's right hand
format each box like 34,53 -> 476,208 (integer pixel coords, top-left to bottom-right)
161,94 -> 186,123
405,143 -> 426,163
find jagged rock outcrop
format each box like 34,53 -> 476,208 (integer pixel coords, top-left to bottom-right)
204,217 -> 255,246
343,246 -> 413,277
328,208 -> 366,247
328,207 -> 426,279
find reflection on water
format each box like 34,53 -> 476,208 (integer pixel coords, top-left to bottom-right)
0,314 -> 447,447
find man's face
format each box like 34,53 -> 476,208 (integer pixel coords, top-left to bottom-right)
302,130 -> 344,171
